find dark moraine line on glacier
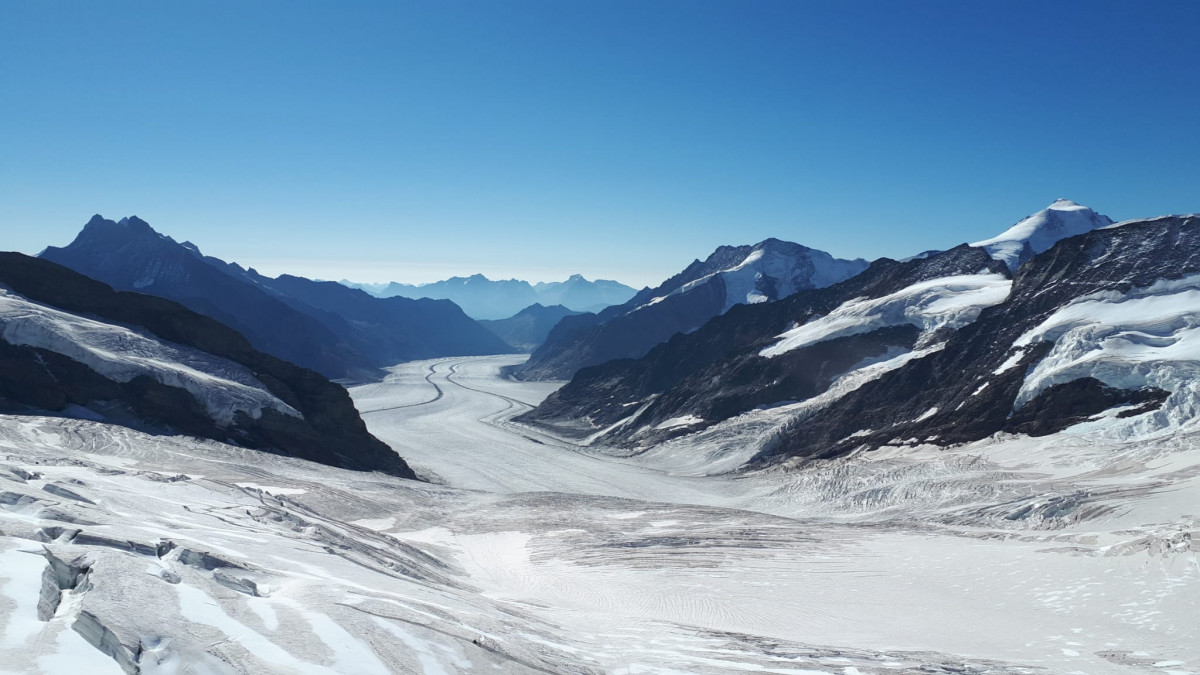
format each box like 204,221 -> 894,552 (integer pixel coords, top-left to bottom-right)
440,358 -> 586,448
349,355 -> 745,500
359,360 -> 446,414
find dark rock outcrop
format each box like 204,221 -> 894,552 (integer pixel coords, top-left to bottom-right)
521,244 -> 1005,444
0,252 -> 415,478
763,215 -> 1200,464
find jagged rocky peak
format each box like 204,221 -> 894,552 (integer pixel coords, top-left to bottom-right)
64,214 -> 167,252
971,199 -> 1114,271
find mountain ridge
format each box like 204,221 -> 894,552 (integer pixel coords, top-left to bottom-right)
510,238 -> 870,381
0,252 -> 414,478
40,215 -> 514,380
344,273 -> 637,320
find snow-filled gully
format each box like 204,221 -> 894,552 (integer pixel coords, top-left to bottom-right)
1,355 -> 1197,674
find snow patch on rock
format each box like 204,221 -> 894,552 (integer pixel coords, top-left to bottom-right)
760,274 -> 1011,358
1013,273 -> 1200,436
0,288 -> 300,424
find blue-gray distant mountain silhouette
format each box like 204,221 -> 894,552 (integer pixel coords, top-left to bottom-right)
344,274 -> 637,320
511,238 -> 870,381
478,304 -> 584,352
41,216 -> 515,381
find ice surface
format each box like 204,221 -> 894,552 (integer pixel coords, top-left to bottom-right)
0,354 -> 1195,673
0,288 -> 299,424
760,274 -> 1010,358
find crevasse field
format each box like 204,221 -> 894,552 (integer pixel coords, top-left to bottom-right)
1,355 -> 1197,674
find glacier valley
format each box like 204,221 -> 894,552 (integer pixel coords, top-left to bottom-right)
1,355 -> 1196,674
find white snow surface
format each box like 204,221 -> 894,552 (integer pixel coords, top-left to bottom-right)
0,288 -> 300,424
760,273 -> 1011,358
1013,273 -> 1200,437
1,354 -> 1197,674
642,241 -> 867,314
971,199 -> 1114,271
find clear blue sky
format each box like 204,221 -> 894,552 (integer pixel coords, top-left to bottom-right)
2,1 -> 1197,288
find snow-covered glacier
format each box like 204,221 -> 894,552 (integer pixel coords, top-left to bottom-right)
5,355 -> 1195,674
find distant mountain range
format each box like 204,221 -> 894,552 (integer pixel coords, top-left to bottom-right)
478,303 -> 584,352
40,216 -> 515,381
0,253 -> 412,477
522,201 -> 1197,466
510,238 -> 870,381
342,274 -> 637,320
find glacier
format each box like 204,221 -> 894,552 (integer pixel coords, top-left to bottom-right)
1,355 -> 1197,674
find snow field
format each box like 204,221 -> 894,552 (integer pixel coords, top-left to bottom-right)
759,274 -> 1011,358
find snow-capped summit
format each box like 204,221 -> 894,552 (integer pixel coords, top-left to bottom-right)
971,199 -> 1114,271
651,238 -> 870,313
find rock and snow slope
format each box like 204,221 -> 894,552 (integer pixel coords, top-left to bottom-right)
0,288 -> 298,424
513,238 -> 869,381
523,207 -> 1200,468
772,213 -> 1200,462
0,253 -> 412,478
520,244 -> 1009,446
759,272 -> 1012,358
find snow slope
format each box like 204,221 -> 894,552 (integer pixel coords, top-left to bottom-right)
0,288 -> 299,423
760,273 -> 1011,358
1011,273 -> 1200,437
643,239 -> 869,313
971,199 -> 1114,271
